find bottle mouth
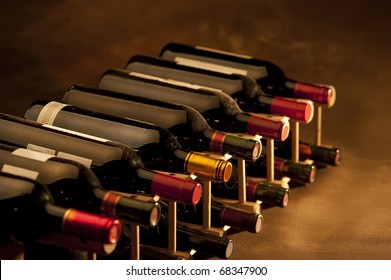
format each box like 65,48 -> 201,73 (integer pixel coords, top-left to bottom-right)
149,206 -> 161,227
309,165 -> 317,183
254,214 -> 263,233
280,121 -> 290,141
225,240 -> 234,259
252,141 -> 262,161
282,192 -> 289,208
334,149 -> 341,166
325,85 -> 336,108
107,219 -> 122,244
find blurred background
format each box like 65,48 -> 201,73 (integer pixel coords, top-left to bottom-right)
0,0 -> 390,259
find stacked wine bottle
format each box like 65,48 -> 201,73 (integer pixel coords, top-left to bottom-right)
0,42 -> 340,260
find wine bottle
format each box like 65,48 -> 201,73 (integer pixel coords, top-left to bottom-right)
159,42 -> 336,107
0,171 -> 121,246
96,69 -> 291,141
30,231 -> 118,257
104,239 -> 191,260
25,100 -> 234,184
211,163 -> 289,208
0,143 -> 160,228
174,199 -> 263,234
58,89 -> 287,207
246,149 -> 317,184
125,54 -> 314,123
62,84 -> 280,158
0,113 -> 202,208
273,136 -> 341,166
140,201 -> 234,259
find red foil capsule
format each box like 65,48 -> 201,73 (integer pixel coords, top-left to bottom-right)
247,113 -> 290,141
62,209 -> 122,244
151,172 -> 202,205
294,82 -> 336,108
270,96 -> 314,123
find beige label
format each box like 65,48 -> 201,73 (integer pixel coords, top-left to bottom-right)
2,164 -> 39,180
36,101 -> 69,125
57,151 -> 92,168
129,72 -> 223,93
12,148 -> 54,162
43,124 -> 109,143
27,143 -> 92,168
27,143 -> 56,155
175,57 -> 248,76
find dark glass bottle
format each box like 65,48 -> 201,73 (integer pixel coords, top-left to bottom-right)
24,100 -> 234,184
126,54 -> 314,123
211,164 -> 289,208
0,171 -> 121,246
175,199 -> 263,233
273,136 -> 341,166
62,85 -> 271,160
0,113 -> 201,212
0,142 -> 160,228
246,148 -> 317,184
96,70 -> 290,141
139,201 -> 234,259
159,42 -> 336,108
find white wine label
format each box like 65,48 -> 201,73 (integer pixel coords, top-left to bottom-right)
129,72 -> 224,93
195,45 -> 252,59
37,101 -> 69,125
26,143 -> 92,168
175,57 -> 248,76
42,124 -> 110,143
26,143 -> 56,155
12,148 -> 54,162
2,164 -> 39,180
57,151 -> 92,168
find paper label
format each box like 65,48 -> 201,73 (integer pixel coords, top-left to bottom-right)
175,56 -> 248,76
129,72 -> 223,93
12,148 -> 54,162
42,124 -> 109,143
27,143 -> 56,155
26,143 -> 92,168
2,164 -> 39,180
57,151 -> 92,168
36,101 -> 69,125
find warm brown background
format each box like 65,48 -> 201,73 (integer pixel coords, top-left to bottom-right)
1,0 -> 390,259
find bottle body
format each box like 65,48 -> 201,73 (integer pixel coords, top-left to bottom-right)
0,171 -> 122,246
175,199 -> 263,233
273,136 -> 341,166
63,84 -> 264,160
159,42 -> 336,107
246,152 -> 317,184
140,204 -> 234,259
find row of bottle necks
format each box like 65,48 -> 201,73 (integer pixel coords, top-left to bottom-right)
0,42 -> 341,260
